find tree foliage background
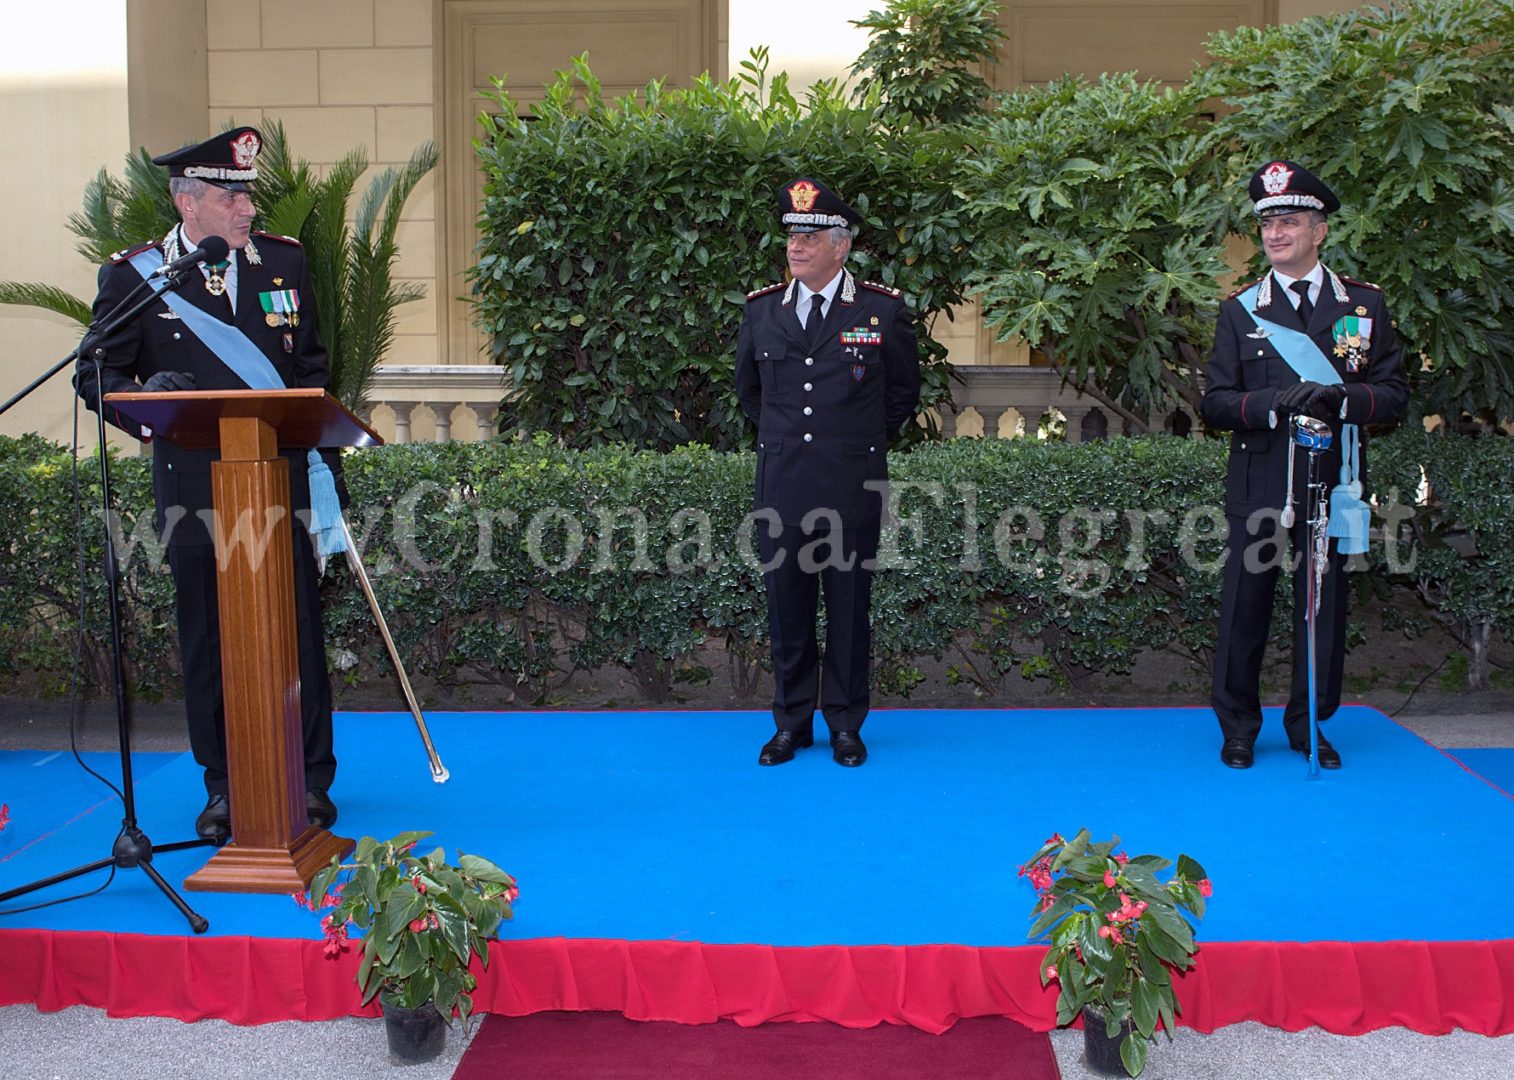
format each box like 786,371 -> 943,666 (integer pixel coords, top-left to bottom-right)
1199,0 -> 1514,427
473,0 -> 1514,441
472,52 -> 974,452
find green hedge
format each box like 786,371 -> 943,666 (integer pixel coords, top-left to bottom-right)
2,430 -> 1509,700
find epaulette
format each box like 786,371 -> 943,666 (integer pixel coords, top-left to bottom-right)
860,280 -> 901,298
1340,276 -> 1382,293
253,230 -> 303,247
1224,276 -> 1265,301
108,240 -> 159,265
746,282 -> 785,301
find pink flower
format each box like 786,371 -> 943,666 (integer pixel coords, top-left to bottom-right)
505,884 -> 520,903
1043,832 -> 1064,847
1197,878 -> 1213,897
291,891 -> 310,909
1046,964 -> 1058,980
323,883 -> 344,907
1016,857 -> 1055,893
1103,869 -> 1117,888
1098,925 -> 1125,945
319,914 -> 350,958
0,803 -> 10,831
1113,852 -> 1129,865
411,874 -> 427,894
408,917 -> 429,933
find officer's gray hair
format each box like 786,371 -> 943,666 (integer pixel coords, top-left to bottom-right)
169,176 -> 211,201
826,225 -> 854,252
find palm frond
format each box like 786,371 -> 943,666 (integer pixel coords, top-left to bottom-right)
251,123 -> 316,212
260,188 -> 320,244
68,169 -> 129,263
376,142 -> 438,248
67,152 -> 175,264
0,282 -> 92,325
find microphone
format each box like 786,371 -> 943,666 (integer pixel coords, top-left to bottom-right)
151,235 -> 230,278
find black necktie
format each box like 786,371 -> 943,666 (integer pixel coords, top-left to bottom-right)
1290,280 -> 1313,329
805,293 -> 824,344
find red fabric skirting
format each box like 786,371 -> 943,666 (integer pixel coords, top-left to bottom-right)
3,930 -> 1511,1035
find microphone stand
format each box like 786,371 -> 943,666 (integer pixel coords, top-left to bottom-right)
0,265 -> 213,932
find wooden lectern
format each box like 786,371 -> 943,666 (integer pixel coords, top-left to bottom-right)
103,388 -> 381,893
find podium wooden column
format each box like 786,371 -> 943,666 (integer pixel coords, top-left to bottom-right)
104,388 -> 381,893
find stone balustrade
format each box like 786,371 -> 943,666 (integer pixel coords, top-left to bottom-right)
361,365 -> 506,444
360,362 -> 1191,445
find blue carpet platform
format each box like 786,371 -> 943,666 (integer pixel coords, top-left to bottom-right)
2,705 -> 1512,1033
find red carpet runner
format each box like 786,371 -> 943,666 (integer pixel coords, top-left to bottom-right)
452,1011 -> 1059,1080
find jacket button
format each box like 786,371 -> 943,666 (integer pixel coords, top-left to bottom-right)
173,332 -> 181,340
1256,349 -> 1263,356
803,406 -> 812,416
804,357 -> 814,366
758,442 -> 764,450
803,382 -> 813,392
869,446 -> 876,452
803,433 -> 813,443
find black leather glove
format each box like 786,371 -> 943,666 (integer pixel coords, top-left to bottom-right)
319,447 -> 351,511
1272,380 -> 1319,415
1302,382 -> 1345,421
141,370 -> 197,393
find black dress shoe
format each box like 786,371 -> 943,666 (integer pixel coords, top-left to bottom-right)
759,730 -> 813,766
307,787 -> 339,828
1220,738 -> 1254,769
1290,735 -> 1342,769
195,794 -> 231,841
830,731 -> 867,767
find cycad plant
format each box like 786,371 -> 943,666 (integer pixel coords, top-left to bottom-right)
0,123 -> 436,412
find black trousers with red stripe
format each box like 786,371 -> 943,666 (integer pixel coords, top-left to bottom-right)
758,520 -> 880,736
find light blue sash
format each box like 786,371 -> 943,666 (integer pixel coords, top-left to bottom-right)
1234,282 -> 1369,554
127,247 -> 346,556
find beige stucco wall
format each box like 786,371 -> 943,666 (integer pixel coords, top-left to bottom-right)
204,0 -> 440,372
0,2 -> 130,445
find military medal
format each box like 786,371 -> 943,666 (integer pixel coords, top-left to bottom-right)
204,260 -> 229,297
259,287 -> 300,328
1332,315 -> 1373,372
840,328 -> 883,346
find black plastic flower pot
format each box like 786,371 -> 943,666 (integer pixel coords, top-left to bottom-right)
382,999 -> 448,1064
1081,1005 -> 1134,1076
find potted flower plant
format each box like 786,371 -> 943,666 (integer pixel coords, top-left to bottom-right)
1019,829 -> 1211,1078
301,830 -> 519,1063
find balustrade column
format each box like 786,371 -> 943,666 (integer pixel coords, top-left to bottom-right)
1061,406 -> 1089,444
469,403 -> 497,439
976,405 -> 1007,439
390,402 -> 415,445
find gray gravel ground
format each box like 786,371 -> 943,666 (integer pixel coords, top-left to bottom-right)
1,1005 -> 1512,1078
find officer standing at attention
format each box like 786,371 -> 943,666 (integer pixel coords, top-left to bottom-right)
734,178 -> 921,767
1201,161 -> 1407,770
75,127 -> 344,838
